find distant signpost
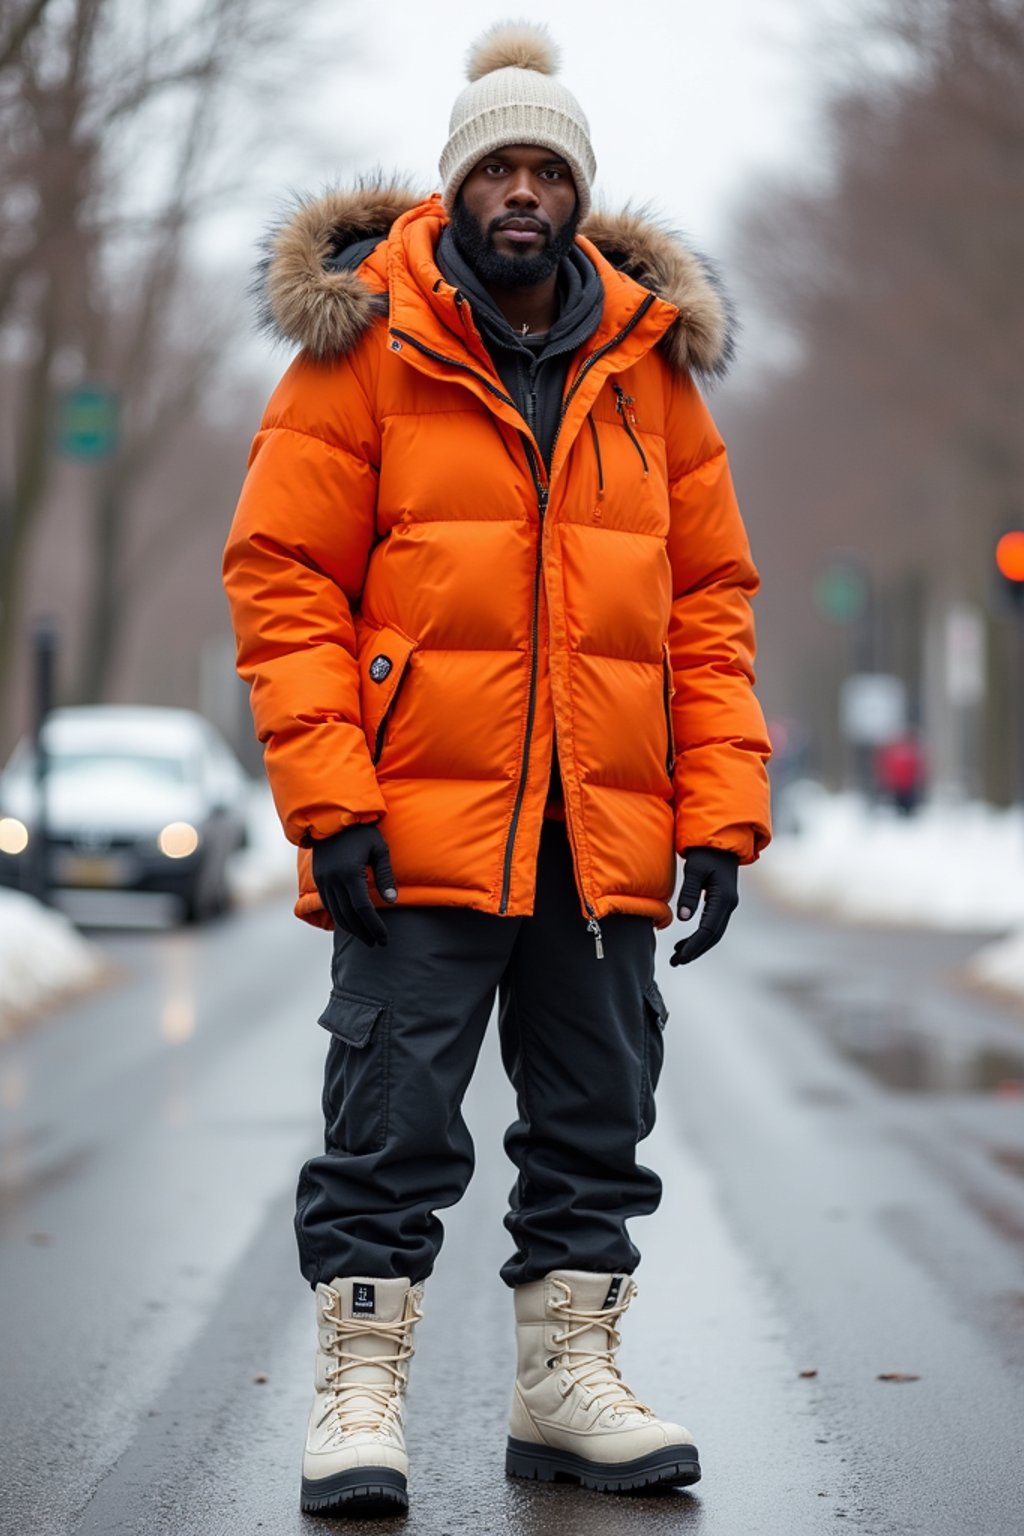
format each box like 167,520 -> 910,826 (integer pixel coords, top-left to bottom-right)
814,559 -> 869,625
839,673 -> 907,745
56,384 -> 118,460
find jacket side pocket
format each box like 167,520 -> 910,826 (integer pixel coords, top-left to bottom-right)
358,625 -> 416,766
662,644 -> 677,780
318,989 -> 391,1153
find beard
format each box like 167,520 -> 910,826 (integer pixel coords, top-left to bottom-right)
450,196 -> 580,288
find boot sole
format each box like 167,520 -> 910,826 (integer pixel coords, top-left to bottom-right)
301,1467 -> 407,1515
506,1436 -> 701,1492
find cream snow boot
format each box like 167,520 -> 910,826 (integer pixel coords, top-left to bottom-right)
506,1270 -> 701,1492
301,1276 -> 423,1515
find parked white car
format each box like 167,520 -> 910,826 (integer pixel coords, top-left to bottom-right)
0,706 -> 250,922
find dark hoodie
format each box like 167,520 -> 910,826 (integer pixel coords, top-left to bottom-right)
435,227 -> 603,471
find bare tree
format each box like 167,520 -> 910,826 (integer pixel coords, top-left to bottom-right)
0,0 -> 345,723
727,0 -> 1024,794
0,0 -> 101,717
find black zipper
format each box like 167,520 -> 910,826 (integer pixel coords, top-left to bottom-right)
392,307 -> 658,948
500,439 -> 603,959
612,382 -> 649,474
389,328 -> 516,408
499,436 -> 546,914
561,799 -> 605,960
587,416 -> 604,495
497,300 -> 657,943
524,356 -> 540,437
548,293 -> 657,469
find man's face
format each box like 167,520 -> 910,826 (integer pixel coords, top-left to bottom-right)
451,145 -> 580,288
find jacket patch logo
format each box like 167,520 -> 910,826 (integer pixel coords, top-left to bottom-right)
369,655 -> 393,684
352,1282 -> 376,1315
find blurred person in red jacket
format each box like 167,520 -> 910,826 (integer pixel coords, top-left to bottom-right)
874,732 -> 928,815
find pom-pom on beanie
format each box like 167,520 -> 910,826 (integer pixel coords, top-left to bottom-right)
439,21 -> 596,218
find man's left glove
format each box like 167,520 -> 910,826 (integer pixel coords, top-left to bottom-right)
670,846 -> 740,966
311,824 -> 398,947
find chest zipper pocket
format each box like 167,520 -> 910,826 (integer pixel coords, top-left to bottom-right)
612,382 -> 649,476
359,626 -> 416,766
588,415 -> 605,507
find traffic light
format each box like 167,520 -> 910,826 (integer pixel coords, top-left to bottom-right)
995,531 -> 1024,611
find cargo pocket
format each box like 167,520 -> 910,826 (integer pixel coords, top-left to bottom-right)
639,980 -> 669,1140
318,990 -> 391,1155
358,625 -> 416,766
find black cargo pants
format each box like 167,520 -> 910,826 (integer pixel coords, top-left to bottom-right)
295,820 -> 670,1288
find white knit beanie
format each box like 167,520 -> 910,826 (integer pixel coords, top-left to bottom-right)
439,21 -> 596,219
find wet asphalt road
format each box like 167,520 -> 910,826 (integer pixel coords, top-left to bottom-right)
2,883 -> 1024,1536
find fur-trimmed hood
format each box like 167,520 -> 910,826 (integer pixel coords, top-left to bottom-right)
256,183 -> 736,383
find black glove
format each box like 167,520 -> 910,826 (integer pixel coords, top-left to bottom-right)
311,824 -> 398,946
670,846 -> 740,966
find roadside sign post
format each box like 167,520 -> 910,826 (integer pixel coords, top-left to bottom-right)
839,672 -> 907,798
817,556 -> 878,789
944,602 -> 986,800
27,620 -> 58,905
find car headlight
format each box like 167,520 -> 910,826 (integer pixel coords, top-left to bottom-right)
0,817 -> 29,855
158,821 -> 200,859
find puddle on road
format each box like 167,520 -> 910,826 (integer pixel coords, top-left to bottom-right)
771,976 -> 1024,1095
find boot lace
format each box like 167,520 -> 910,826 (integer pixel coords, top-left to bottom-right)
318,1292 -> 422,1437
550,1280 -> 652,1418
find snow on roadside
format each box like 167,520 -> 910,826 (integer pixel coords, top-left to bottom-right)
755,784 -> 1024,1003
0,888 -> 107,1033
963,932 -> 1024,1000
757,786 -> 1024,930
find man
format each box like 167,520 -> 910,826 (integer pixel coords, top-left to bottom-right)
224,20 -> 771,1518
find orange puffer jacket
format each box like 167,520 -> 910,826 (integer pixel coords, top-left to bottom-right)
224,188 -> 771,932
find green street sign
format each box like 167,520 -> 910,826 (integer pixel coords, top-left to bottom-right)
815,561 -> 868,624
57,385 -> 118,460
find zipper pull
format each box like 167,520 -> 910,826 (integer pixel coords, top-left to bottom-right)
586,915 -> 604,960
612,382 -> 649,477
538,486 -> 549,516
612,381 -> 639,424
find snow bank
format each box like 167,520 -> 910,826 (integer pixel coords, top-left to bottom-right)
758,787 -> 1024,930
963,931 -> 1024,999
757,784 -> 1024,1002
0,889 -> 107,1032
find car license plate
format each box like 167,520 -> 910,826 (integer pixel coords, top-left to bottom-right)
62,854 -> 123,887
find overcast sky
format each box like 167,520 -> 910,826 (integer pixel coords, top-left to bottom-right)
335,0 -> 827,244
216,0 -> 858,376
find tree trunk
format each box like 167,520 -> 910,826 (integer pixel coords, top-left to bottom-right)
0,286 -> 59,729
